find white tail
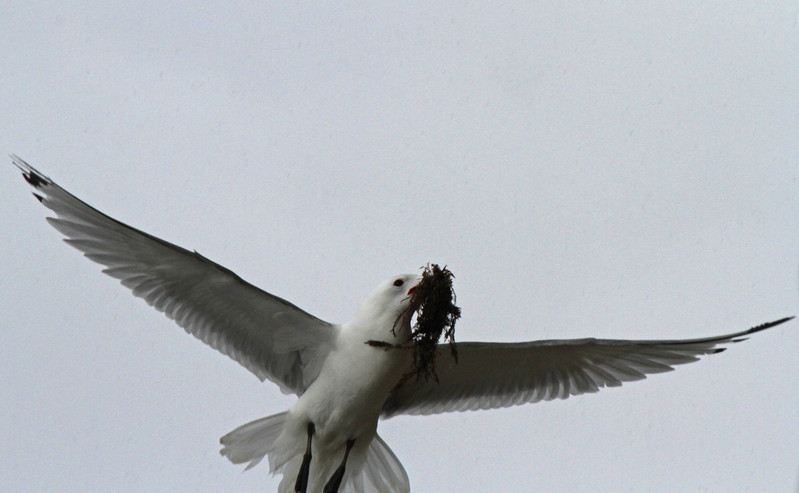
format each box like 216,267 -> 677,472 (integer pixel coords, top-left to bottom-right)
219,412 -> 288,470
219,412 -> 410,492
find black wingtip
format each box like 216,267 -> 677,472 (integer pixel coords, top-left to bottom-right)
745,316 -> 794,337
10,154 -> 51,189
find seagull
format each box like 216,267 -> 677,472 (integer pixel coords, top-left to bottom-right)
11,155 -> 792,492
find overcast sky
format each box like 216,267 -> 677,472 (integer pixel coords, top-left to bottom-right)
2,2 -> 798,492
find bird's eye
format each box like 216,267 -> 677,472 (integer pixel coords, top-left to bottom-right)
393,279 -> 404,287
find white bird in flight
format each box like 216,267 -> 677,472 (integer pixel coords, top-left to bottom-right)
12,155 -> 792,492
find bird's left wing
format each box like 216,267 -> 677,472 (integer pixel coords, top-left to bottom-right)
12,156 -> 337,395
381,317 -> 792,418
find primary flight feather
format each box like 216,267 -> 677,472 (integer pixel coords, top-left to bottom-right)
12,155 -> 792,492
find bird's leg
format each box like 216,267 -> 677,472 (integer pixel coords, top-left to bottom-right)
295,422 -> 315,493
323,438 -> 355,493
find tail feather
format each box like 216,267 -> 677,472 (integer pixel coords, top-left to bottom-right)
219,412 -> 288,470
220,413 -> 409,492
359,434 -> 410,492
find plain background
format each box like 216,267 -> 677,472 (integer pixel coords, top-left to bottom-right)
2,2 -> 797,492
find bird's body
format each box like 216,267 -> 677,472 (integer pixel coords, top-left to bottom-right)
245,278 -> 417,491
11,155 -> 792,492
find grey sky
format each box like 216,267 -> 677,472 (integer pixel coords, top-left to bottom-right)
2,2 -> 797,492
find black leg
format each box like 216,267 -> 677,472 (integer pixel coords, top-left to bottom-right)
295,423 -> 315,493
323,439 -> 355,493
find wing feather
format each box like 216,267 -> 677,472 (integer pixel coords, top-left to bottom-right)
381,317 -> 792,417
13,155 -> 337,395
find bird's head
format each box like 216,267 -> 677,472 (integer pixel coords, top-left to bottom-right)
348,273 -> 422,342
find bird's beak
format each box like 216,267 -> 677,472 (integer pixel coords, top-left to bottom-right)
407,278 -> 422,296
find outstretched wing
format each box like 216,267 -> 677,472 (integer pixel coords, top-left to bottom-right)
12,155 -> 337,395
381,317 -> 792,417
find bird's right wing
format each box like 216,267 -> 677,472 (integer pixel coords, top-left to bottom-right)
381,317 -> 792,418
13,156 -> 337,395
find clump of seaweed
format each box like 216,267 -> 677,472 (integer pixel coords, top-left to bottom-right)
403,263 -> 461,383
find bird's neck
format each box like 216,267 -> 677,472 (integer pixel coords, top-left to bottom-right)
346,306 -> 412,345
